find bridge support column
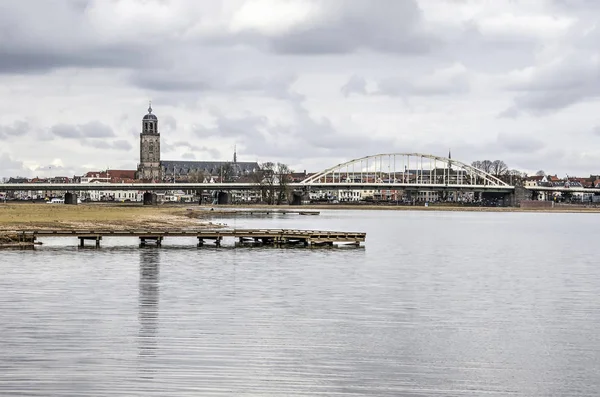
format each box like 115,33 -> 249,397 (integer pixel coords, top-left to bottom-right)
64,192 -> 78,205
143,192 -> 157,206
512,186 -> 531,207
217,192 -> 230,205
291,192 -> 309,206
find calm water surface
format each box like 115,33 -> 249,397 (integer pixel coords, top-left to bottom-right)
1,210 -> 600,396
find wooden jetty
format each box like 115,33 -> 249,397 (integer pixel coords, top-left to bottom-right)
1,228 -> 366,248
194,209 -> 320,216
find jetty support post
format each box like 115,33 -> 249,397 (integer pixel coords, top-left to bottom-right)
139,236 -> 163,247
78,235 -> 101,248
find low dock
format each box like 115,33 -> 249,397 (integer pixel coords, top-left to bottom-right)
192,209 -> 320,216
1,228 -> 366,248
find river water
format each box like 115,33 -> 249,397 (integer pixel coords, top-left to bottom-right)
1,210 -> 599,396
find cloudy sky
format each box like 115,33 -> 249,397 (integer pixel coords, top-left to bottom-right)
1,0 -> 599,179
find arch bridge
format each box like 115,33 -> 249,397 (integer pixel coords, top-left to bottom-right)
299,153 -> 513,191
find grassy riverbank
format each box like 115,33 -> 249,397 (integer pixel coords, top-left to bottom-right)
0,203 -> 216,231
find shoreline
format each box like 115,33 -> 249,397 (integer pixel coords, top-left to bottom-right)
205,203 -> 600,214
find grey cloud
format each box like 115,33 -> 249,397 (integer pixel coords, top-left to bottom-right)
162,140 -> 221,159
0,120 -> 31,139
0,1 -> 168,75
130,71 -> 212,92
162,115 -> 177,131
496,131 -> 545,153
112,140 -> 133,151
51,124 -> 80,138
80,121 -> 115,138
501,54 -> 600,116
173,141 -> 201,151
0,47 -> 154,75
81,139 -> 132,151
341,64 -> 470,98
0,152 -> 26,171
193,113 -> 268,139
341,75 -> 368,97
192,98 -> 395,162
378,73 -> 469,96
593,126 -> 600,136
182,152 -> 196,160
50,121 -> 115,139
0,0 -> 444,79
269,0 -> 439,55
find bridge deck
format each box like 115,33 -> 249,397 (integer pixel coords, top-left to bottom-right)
3,228 -> 366,248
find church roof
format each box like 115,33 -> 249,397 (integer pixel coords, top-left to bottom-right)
143,102 -> 157,120
161,160 -> 259,175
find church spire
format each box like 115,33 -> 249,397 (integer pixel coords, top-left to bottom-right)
233,144 -> 237,163
148,100 -> 153,114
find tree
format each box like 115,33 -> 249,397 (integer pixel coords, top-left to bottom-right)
218,163 -> 235,183
275,162 -> 293,204
491,160 -> 508,177
249,162 -> 292,205
188,169 -> 208,183
251,162 -> 276,204
471,160 -> 482,170
507,169 -> 526,186
535,170 -> 546,177
188,169 -> 209,200
478,160 -> 492,173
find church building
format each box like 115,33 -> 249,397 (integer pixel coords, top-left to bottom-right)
136,104 -> 259,181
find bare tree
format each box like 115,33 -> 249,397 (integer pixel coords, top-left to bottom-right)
218,163 -> 235,183
491,160 -> 508,176
471,160 -> 482,170
480,160 -> 493,173
275,163 -> 293,204
188,169 -> 209,200
507,169 -> 526,186
251,162 -> 276,204
535,170 -> 546,177
188,169 -> 208,183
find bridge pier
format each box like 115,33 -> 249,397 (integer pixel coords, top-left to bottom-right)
291,191 -> 309,206
64,192 -> 78,205
217,192 -> 230,205
143,192 -> 157,205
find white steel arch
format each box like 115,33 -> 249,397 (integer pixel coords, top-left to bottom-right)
300,153 -> 510,187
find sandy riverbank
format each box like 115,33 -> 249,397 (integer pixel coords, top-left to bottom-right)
0,203 -> 221,231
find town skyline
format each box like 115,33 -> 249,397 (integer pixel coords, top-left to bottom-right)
1,1 -> 600,179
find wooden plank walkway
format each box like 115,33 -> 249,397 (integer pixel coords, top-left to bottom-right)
4,228 -> 366,248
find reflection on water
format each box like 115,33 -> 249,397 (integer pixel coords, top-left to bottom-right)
138,248 -> 160,359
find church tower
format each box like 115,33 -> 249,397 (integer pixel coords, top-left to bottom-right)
137,102 -> 162,181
